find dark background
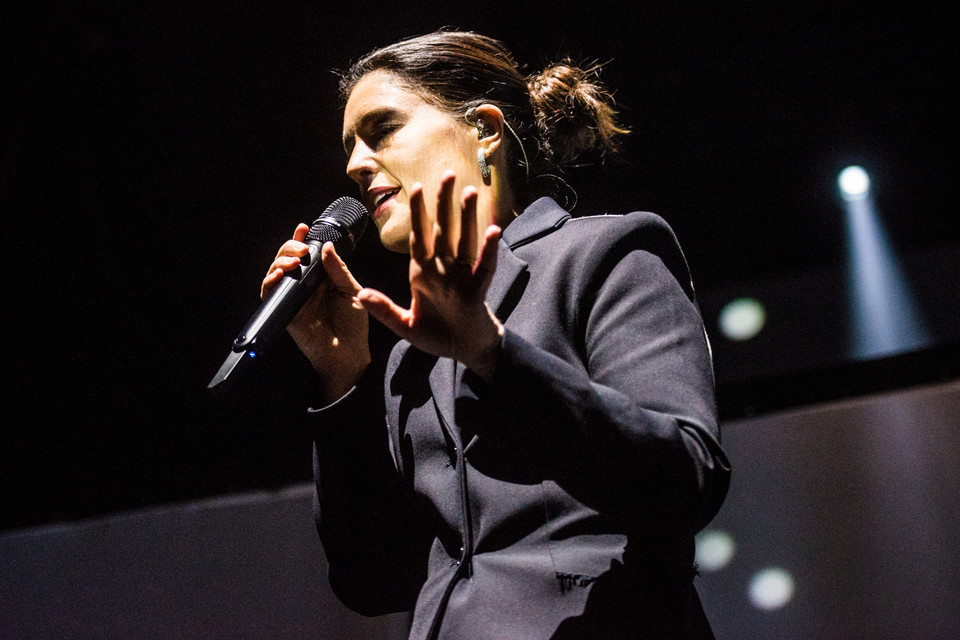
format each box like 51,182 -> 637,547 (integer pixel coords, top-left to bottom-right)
3,2 -> 958,531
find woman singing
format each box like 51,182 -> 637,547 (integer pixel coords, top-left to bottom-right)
262,30 -> 730,640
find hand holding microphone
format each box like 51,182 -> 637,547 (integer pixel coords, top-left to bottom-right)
209,197 -> 369,397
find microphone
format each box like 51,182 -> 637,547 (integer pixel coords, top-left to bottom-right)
208,196 -> 368,392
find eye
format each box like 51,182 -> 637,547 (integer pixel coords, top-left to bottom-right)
368,123 -> 400,148
342,110 -> 403,157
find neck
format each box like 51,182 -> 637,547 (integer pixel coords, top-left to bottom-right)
481,184 -> 517,231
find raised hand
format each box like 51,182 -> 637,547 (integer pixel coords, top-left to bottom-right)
262,223 -> 371,403
358,171 -> 504,382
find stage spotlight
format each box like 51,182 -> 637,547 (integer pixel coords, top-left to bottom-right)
695,529 -> 736,572
841,166 -> 929,359
719,298 -> 766,341
749,567 -> 795,611
838,165 -> 870,201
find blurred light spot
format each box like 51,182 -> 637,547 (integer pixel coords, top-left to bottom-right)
695,529 -> 735,572
841,165 -> 929,359
749,567 -> 795,610
719,298 -> 766,341
839,165 -> 870,201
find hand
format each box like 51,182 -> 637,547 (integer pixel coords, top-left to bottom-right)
358,171 -> 504,382
262,224 -> 371,403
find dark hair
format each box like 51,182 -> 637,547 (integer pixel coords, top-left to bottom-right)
338,30 -> 629,207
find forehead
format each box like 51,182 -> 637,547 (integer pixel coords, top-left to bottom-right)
342,72 -> 429,133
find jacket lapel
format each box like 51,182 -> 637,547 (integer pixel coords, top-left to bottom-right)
486,196 -> 570,320
428,356 -> 461,449
485,241 -> 528,322
405,198 -> 571,438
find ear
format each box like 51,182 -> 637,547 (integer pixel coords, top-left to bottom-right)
472,104 -> 505,158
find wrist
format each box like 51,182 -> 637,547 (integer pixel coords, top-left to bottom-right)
461,305 -> 504,383
314,353 -> 371,405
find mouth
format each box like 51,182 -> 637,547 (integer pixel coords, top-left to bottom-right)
368,187 -> 400,218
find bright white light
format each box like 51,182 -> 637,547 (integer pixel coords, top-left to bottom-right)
843,172 -> 930,359
695,529 -> 736,572
719,298 -> 766,341
749,567 -> 795,610
839,166 -> 871,201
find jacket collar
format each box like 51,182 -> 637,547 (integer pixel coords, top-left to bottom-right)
501,196 -> 571,250
486,197 -> 570,319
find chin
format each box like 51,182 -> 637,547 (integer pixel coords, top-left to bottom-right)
377,220 -> 412,254
380,238 -> 410,254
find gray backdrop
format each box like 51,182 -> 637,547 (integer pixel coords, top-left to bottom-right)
3,380 -> 958,638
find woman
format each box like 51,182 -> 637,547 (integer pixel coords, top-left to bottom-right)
263,30 -> 730,640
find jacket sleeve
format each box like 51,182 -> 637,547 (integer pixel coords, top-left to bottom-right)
310,363 -> 432,616
457,215 -> 731,536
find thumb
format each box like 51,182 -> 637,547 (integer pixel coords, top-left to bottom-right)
321,242 -> 363,294
357,288 -> 412,339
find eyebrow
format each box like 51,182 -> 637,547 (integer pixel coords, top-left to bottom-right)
342,106 -> 399,153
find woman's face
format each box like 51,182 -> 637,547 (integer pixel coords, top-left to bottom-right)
342,71 -> 481,252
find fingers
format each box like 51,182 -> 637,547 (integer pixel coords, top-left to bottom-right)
292,222 -> 310,243
411,171 -> 480,269
261,268 -> 283,300
457,186 -> 478,268
272,223 -> 311,260
262,223 -> 311,299
409,183 -> 433,262
271,229 -> 310,277
433,171 -> 458,261
474,224 -> 502,285
320,241 -> 363,295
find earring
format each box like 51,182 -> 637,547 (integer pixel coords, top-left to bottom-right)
478,148 -> 491,179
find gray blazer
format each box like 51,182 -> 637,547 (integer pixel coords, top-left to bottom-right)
312,197 -> 730,639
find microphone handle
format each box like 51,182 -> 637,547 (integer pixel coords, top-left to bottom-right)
232,241 -> 325,352
209,195 -> 367,393
207,242 -> 324,393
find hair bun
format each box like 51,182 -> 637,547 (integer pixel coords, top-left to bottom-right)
527,61 -> 629,168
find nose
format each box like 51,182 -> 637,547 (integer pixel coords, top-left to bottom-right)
346,140 -> 376,187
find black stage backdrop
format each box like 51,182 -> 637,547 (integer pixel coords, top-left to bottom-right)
3,2 -> 958,530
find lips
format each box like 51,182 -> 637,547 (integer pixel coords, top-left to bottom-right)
368,187 -> 400,218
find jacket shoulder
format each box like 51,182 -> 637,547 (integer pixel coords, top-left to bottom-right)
536,210 -> 697,301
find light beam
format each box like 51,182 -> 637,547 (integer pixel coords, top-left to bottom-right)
841,166 -> 929,359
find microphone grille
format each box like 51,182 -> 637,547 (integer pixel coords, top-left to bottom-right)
306,196 -> 369,255
319,196 -> 368,227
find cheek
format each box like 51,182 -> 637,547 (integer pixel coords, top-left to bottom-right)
401,125 -> 472,178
